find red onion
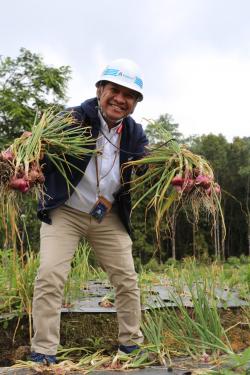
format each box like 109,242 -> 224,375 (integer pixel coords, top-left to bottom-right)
37,173 -> 45,183
214,183 -> 221,195
182,178 -> 195,193
195,175 -> 211,189
193,167 -> 201,177
9,177 -> 30,193
184,168 -> 192,179
174,185 -> 182,193
171,175 -> 184,186
1,149 -> 14,161
205,187 -> 211,196
28,165 -> 45,184
22,131 -> 32,138
28,169 -> 41,183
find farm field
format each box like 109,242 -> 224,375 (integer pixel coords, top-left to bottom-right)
0,245 -> 250,374
1,44 -> 250,374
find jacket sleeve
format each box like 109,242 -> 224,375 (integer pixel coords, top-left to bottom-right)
132,123 -> 148,159
132,123 -> 149,176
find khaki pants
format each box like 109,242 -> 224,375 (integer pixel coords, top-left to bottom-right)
31,205 -> 143,355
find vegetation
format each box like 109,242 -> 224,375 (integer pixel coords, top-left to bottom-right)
0,48 -> 250,372
0,48 -> 71,251
1,248 -> 249,371
127,122 -> 224,250
0,47 -> 71,146
132,118 -> 250,263
0,48 -> 249,261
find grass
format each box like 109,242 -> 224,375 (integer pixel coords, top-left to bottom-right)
0,250 -> 249,370
63,242 -> 105,305
138,260 -> 235,364
206,347 -> 250,374
0,242 -> 105,316
140,309 -> 171,365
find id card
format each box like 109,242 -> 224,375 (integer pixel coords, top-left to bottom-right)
89,196 -> 112,223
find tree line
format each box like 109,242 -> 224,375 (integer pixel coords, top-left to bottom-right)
0,49 -> 249,262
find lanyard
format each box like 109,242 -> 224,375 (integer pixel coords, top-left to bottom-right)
94,126 -> 122,196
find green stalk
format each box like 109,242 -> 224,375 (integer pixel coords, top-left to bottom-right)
125,123 -> 223,241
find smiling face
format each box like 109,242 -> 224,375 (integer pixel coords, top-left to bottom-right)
97,82 -> 139,128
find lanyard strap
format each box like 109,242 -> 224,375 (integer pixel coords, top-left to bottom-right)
95,130 -> 122,195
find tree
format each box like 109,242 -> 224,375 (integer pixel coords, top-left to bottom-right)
0,48 -> 71,250
190,134 -> 250,258
226,137 -> 250,256
189,134 -> 228,259
0,48 -> 71,146
190,133 -> 228,182
238,140 -> 250,256
145,113 -> 182,145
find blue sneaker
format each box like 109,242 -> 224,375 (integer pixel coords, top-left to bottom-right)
118,344 -> 140,355
118,345 -> 156,363
29,351 -> 57,365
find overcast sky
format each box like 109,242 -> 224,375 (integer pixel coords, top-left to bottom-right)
1,0 -> 250,141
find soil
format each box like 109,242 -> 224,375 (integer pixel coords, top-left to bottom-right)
220,308 -> 250,352
0,313 -> 118,366
0,308 -> 249,367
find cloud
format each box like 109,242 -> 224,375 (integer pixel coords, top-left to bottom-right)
133,50 -> 250,141
1,0 -> 250,140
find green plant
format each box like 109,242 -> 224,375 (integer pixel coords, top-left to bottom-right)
144,258 -> 162,272
63,242 -> 103,305
141,309 -> 170,366
125,122 -> 225,241
85,337 -> 104,352
239,254 -> 250,264
165,257 -> 179,266
15,251 -> 39,341
209,348 -> 250,374
0,107 -> 97,251
158,264 -> 233,358
226,257 -> 241,266
0,249 -> 39,342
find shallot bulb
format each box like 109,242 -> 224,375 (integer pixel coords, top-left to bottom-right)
1,149 -> 14,161
205,187 -> 211,196
28,164 -> 45,184
9,176 -> 30,193
171,175 -> 184,186
28,168 -> 41,183
193,167 -> 201,177
205,183 -> 221,197
195,175 -> 212,189
182,178 -> 195,193
214,183 -> 221,195
22,131 -> 32,138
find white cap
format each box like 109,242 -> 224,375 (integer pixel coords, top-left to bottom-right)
96,58 -> 144,101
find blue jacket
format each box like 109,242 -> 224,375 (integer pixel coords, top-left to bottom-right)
38,97 -> 148,234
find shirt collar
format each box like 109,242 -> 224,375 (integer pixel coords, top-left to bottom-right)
98,110 -> 122,133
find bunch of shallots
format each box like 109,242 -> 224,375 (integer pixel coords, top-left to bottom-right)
171,168 -> 221,197
125,123 -> 224,237
0,147 -> 44,194
0,108 -> 95,196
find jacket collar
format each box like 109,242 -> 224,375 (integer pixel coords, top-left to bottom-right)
80,98 -> 101,135
80,97 -> 133,163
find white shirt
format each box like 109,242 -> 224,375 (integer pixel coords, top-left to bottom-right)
65,112 -> 122,213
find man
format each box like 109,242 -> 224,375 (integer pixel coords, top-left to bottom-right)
30,58 -> 148,364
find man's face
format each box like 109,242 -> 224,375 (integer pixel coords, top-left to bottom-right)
98,82 -> 139,126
